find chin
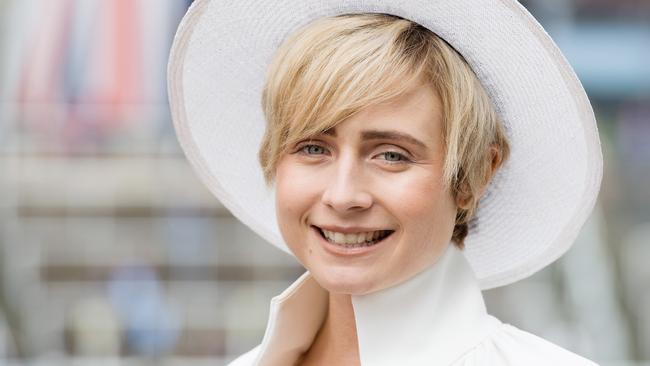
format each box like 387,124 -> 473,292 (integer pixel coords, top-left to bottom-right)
310,265 -> 381,296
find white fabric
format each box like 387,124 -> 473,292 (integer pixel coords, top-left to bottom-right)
167,0 -> 603,290
226,244 -> 599,365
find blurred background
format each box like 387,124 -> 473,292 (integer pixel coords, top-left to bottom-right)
0,0 -> 648,365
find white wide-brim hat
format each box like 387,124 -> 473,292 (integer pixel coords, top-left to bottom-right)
167,0 -> 603,289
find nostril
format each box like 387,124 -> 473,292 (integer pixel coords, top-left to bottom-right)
321,187 -> 373,212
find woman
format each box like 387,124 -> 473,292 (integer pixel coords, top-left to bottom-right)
168,1 -> 603,365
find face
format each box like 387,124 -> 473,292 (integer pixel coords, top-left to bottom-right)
275,82 -> 457,295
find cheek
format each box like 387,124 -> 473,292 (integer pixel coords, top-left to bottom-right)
385,172 -> 456,231
275,164 -> 299,225
274,160 -> 319,238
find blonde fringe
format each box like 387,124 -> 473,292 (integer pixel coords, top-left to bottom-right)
259,13 -> 510,248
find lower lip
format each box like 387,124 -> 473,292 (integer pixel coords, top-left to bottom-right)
312,226 -> 392,257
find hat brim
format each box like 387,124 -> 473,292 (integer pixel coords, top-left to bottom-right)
168,0 -> 602,289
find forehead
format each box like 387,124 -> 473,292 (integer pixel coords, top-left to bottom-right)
323,82 -> 443,140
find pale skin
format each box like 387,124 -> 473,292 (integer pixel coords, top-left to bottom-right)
295,293 -> 359,365
274,81 -> 498,365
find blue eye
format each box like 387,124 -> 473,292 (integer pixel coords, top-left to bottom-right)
382,151 -> 406,162
301,144 -> 326,155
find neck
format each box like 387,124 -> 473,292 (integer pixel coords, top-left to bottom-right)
349,244 -> 496,365
259,244 -> 497,366
298,292 -> 361,365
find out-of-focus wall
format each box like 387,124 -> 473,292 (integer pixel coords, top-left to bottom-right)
0,0 -> 648,365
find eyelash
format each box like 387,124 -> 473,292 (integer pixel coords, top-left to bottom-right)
296,143 -> 411,164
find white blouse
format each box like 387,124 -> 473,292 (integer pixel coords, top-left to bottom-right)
227,244 -> 599,366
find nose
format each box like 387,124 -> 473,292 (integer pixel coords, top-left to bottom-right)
321,155 -> 373,213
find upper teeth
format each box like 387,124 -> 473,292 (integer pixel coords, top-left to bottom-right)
321,229 -> 390,245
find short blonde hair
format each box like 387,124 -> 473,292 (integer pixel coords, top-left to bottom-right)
258,13 -> 510,249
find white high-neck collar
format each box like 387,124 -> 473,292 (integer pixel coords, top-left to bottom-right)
253,244 -> 501,366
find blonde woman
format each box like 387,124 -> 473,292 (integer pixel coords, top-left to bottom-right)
168,1 -> 602,365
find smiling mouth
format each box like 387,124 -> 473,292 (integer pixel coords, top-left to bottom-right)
313,226 -> 395,248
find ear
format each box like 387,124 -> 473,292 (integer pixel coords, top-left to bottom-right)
476,145 -> 502,199
455,185 -> 472,210
455,145 -> 504,210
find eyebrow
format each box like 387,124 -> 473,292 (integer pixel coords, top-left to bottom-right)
323,128 -> 428,149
